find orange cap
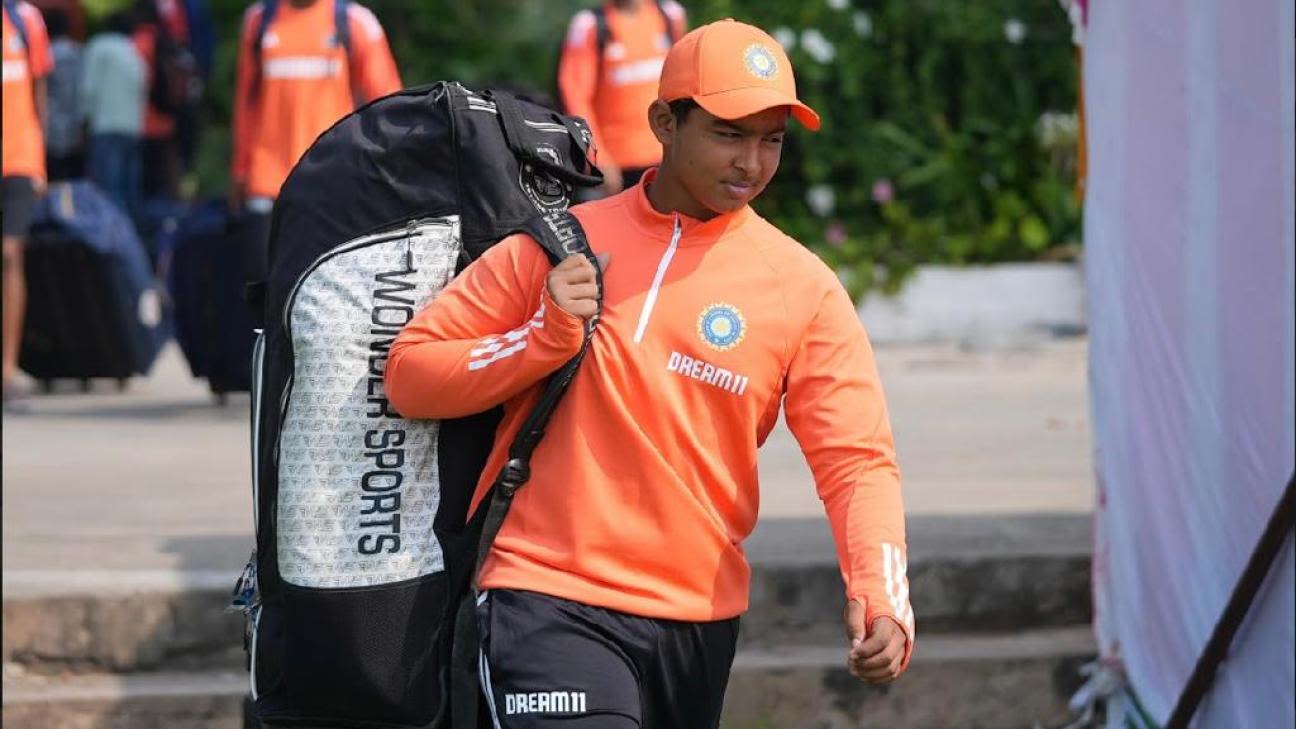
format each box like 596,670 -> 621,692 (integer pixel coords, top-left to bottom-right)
658,19 -> 821,131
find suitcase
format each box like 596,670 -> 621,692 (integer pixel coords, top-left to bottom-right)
168,200 -> 258,402
19,181 -> 170,390
134,195 -> 191,268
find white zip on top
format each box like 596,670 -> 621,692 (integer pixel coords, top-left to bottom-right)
633,215 -> 683,343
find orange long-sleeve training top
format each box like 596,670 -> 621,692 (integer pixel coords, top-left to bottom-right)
230,0 -> 401,200
557,1 -> 686,171
386,172 -> 914,663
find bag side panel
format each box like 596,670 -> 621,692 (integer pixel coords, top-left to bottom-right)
277,218 -> 460,588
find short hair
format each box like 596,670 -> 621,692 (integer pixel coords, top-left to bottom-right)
103,10 -> 136,35
42,8 -> 69,38
668,98 -> 699,124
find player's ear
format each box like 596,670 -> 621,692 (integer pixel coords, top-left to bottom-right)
648,99 -> 676,146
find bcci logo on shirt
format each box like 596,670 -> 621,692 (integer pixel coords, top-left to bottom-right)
698,303 -> 745,352
743,44 -> 778,81
520,143 -> 570,213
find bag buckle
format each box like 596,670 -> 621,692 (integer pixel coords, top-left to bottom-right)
498,458 -> 530,496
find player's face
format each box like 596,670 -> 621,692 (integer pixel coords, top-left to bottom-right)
654,102 -> 787,219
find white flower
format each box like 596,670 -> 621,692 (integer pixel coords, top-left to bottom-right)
806,184 -> 836,217
800,28 -> 836,63
772,27 -> 797,50
853,11 -> 873,38
827,0 -> 850,10
1036,111 -> 1078,147
1066,1 -> 1084,44
1003,18 -> 1027,44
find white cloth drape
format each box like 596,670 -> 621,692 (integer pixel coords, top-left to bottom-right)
1084,0 -> 1295,727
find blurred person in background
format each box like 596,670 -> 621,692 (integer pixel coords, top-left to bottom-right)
229,0 -> 400,282
558,0 -> 686,198
2,0 -> 53,402
146,0 -> 211,188
41,6 -> 83,181
81,9 -> 146,216
173,0 -> 216,180
132,0 -> 202,199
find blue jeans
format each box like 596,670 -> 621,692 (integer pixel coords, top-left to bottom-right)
87,133 -> 141,217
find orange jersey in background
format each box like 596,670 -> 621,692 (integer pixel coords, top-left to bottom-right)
386,171 -> 915,667
2,0 -> 53,180
558,1 -> 686,170
231,0 -> 401,199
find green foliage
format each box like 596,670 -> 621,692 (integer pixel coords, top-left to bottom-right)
188,0 -> 1079,295
684,0 -> 1082,295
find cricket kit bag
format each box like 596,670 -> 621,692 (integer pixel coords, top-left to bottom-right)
233,81 -> 603,729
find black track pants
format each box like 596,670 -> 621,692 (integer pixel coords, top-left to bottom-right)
477,589 -> 739,729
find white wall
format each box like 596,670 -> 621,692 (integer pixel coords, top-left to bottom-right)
857,263 -> 1086,347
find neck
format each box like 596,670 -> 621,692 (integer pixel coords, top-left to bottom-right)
611,0 -> 642,11
288,0 -> 318,8
646,163 -> 720,222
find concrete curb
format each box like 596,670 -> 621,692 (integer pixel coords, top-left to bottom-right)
725,626 -> 1094,729
1,628 -> 1095,729
2,514 -> 1091,674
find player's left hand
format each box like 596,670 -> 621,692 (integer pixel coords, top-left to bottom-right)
844,600 -> 906,684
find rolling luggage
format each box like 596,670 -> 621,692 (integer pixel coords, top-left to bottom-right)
19,181 -> 170,389
168,200 -> 259,401
236,81 -> 602,729
134,195 -> 191,267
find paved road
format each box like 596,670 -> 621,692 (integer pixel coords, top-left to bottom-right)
2,339 -> 1092,590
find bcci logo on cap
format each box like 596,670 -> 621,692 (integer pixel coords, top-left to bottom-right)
743,44 -> 778,81
698,303 -> 746,351
520,143 -> 570,212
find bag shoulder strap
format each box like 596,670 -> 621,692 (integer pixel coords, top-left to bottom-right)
472,209 -> 602,576
333,0 -> 351,58
4,0 -> 30,59
449,211 -> 600,729
250,0 -> 276,98
591,5 -> 610,53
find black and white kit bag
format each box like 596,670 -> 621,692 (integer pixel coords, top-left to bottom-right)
232,81 -> 604,729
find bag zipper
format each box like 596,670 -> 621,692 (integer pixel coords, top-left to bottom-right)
249,603 -> 261,700
238,329 -> 267,701
250,330 -> 266,528
632,215 -> 682,343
